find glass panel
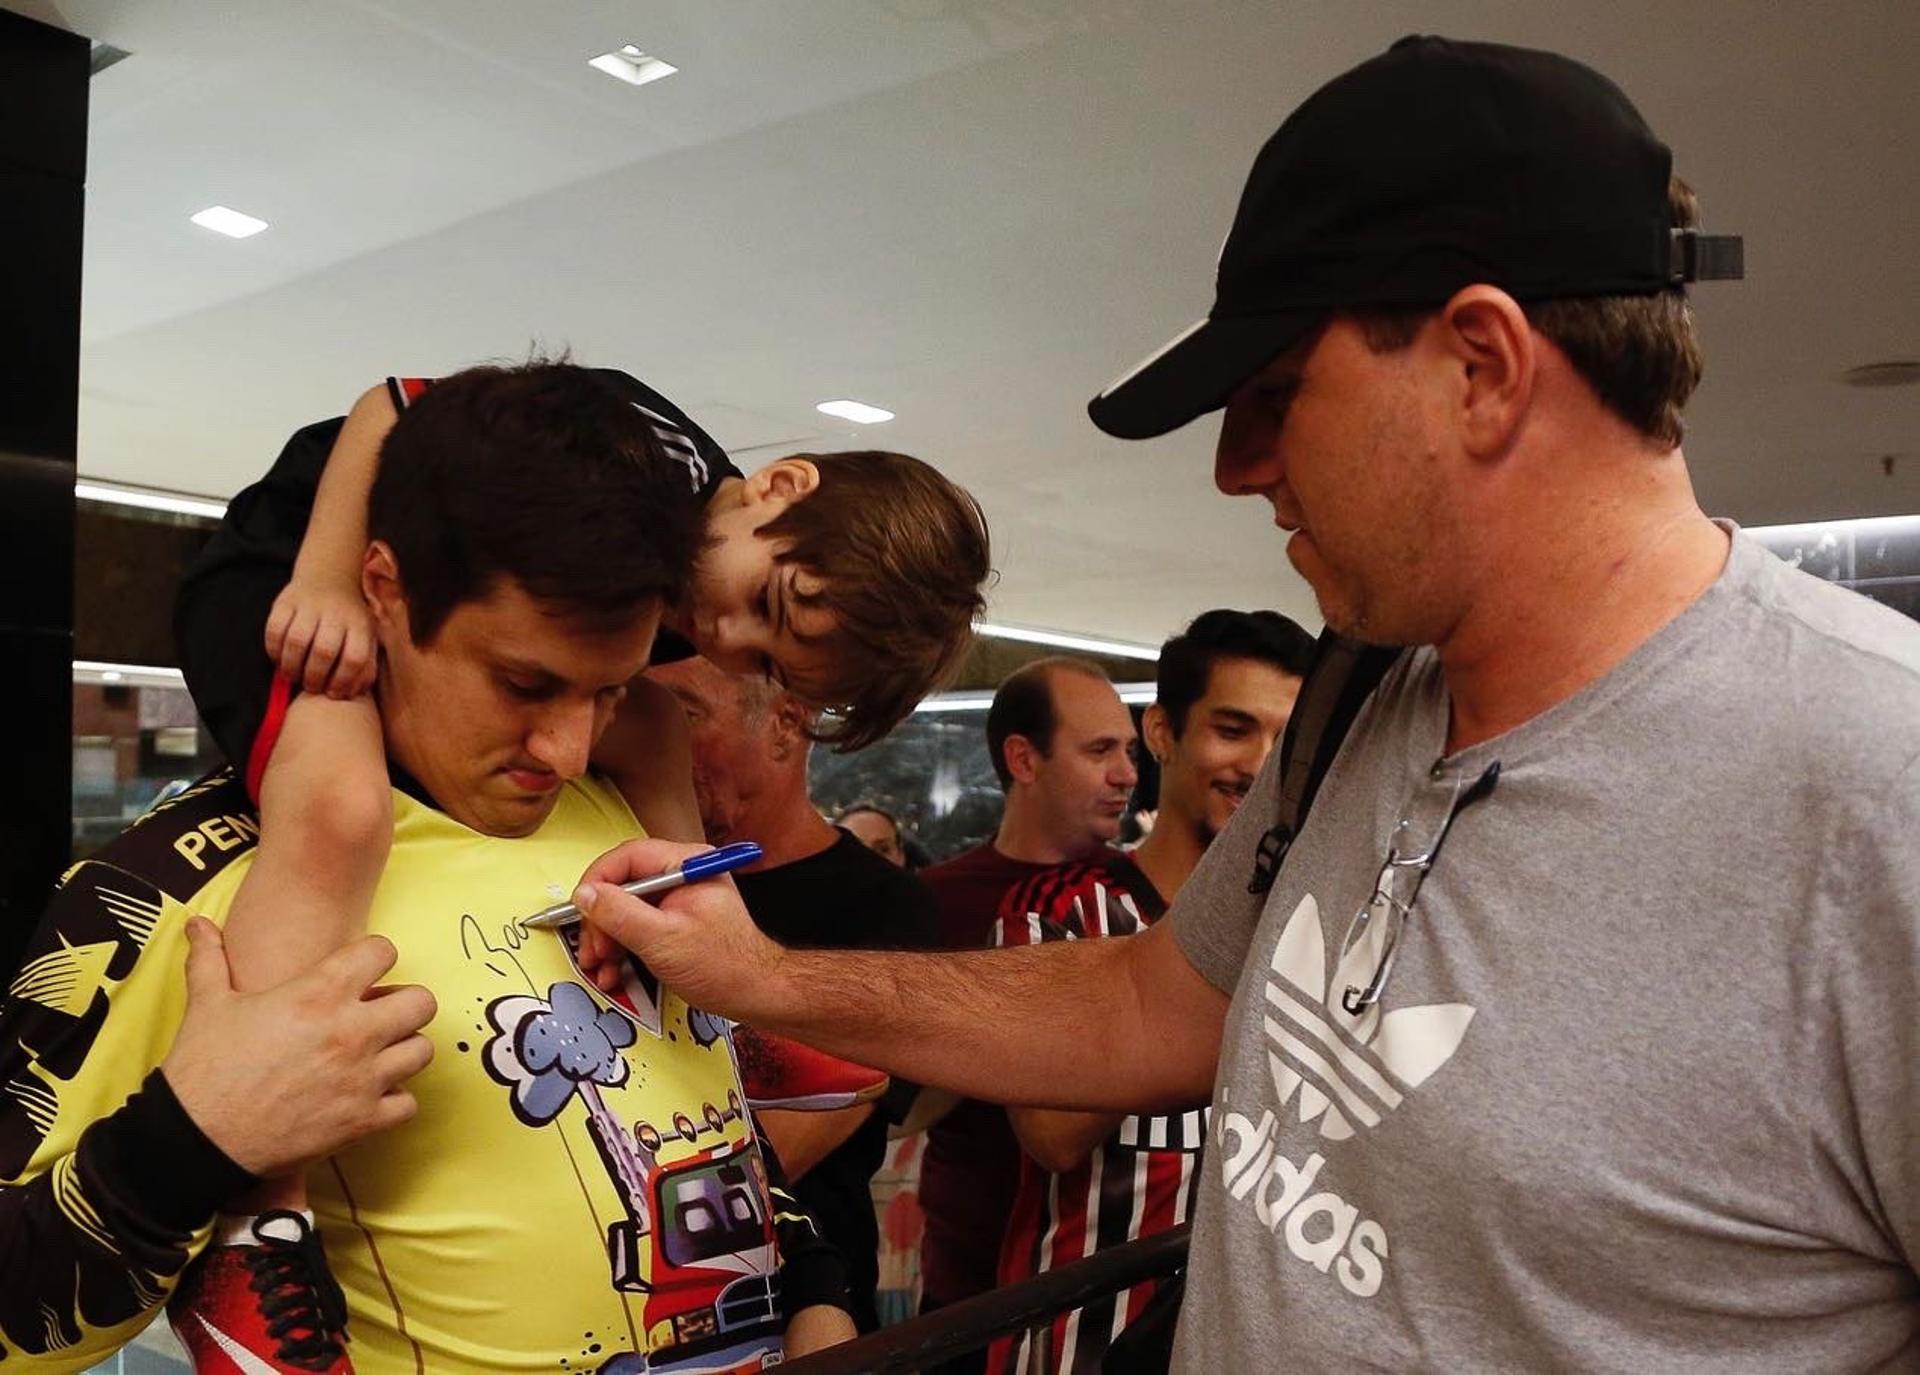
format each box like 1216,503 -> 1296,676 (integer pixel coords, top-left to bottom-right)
810,714 -> 1004,864
71,682 -> 224,860
1752,517 -> 1920,623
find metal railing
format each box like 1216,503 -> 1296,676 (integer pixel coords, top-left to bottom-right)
781,1223 -> 1189,1374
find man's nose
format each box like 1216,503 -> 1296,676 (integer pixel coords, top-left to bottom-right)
1215,395 -> 1283,497
1245,729 -> 1281,781
527,701 -> 596,778
1114,751 -> 1140,789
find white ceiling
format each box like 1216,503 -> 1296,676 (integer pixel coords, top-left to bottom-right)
18,0 -> 1920,644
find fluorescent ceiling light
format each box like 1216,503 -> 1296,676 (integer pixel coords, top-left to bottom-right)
917,681 -> 1157,714
1748,513 -> 1920,542
189,205 -> 269,239
74,660 -> 186,689
76,480 -> 228,521
816,399 -> 895,425
589,45 -> 678,87
975,621 -> 1160,660
914,691 -> 994,714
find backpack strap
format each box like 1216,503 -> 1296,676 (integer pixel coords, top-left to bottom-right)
1248,631 -> 1401,895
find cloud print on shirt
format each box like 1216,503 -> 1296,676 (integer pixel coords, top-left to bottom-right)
484,982 -> 637,1126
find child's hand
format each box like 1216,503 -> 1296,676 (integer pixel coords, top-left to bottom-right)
266,578 -> 378,698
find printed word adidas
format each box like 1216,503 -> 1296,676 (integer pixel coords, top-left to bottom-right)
1214,1098 -> 1387,1298
1212,893 -> 1478,1300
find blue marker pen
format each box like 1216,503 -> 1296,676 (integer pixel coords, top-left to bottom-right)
518,841 -> 761,930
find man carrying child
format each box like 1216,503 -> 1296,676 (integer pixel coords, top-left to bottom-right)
0,361 -> 993,1374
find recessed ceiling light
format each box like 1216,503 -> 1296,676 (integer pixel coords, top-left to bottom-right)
816,399 -> 895,425
588,45 -> 678,87
190,205 -> 268,239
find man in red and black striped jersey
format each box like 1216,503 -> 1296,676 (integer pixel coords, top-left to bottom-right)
987,610 -> 1313,1375
916,657 -> 1140,1372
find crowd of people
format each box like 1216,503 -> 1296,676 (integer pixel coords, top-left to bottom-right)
4,30 -> 1918,1375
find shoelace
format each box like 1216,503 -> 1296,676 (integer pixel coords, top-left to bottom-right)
244,1211 -> 350,1371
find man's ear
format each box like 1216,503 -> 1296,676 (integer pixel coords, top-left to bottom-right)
361,540 -> 410,639
1435,285 -> 1535,462
743,458 -> 822,517
1004,734 -> 1042,786
1142,702 -> 1176,765
768,694 -> 816,762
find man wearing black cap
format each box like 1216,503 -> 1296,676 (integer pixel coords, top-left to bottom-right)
574,37 -> 1920,1369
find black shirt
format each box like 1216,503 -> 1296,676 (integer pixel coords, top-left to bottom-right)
733,830 -> 938,1332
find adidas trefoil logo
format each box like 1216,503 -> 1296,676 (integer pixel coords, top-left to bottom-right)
1262,894 -> 1474,1141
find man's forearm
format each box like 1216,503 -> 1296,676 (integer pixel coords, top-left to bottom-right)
0,1073 -> 252,1368
753,926 -> 1220,1113
576,841 -> 1230,1112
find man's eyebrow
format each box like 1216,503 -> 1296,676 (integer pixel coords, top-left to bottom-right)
492,656 -> 564,685
1210,706 -> 1261,728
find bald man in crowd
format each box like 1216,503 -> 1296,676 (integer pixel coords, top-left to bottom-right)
913,658 -> 1138,1369
647,654 -> 936,1334
988,610 -> 1313,1374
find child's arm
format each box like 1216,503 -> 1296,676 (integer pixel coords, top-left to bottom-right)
213,386 -> 403,1217
595,676 -> 705,843
263,383 -> 399,697
577,677 -> 703,990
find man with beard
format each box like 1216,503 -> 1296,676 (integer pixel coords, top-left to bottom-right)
574,38 -> 1920,1370
986,610 -> 1311,1375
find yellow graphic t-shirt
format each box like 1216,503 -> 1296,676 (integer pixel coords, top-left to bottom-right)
0,772 -> 787,1375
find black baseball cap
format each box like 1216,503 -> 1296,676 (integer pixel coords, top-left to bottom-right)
1089,35 -> 1743,440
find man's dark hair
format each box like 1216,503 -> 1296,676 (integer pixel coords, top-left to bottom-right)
1352,177 -> 1705,449
985,655 -> 1111,790
1156,610 -> 1316,736
367,362 -> 703,644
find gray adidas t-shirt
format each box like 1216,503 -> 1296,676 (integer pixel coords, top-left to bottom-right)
1172,529 -> 1920,1371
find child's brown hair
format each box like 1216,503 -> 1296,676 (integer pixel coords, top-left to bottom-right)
760,450 -> 991,750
